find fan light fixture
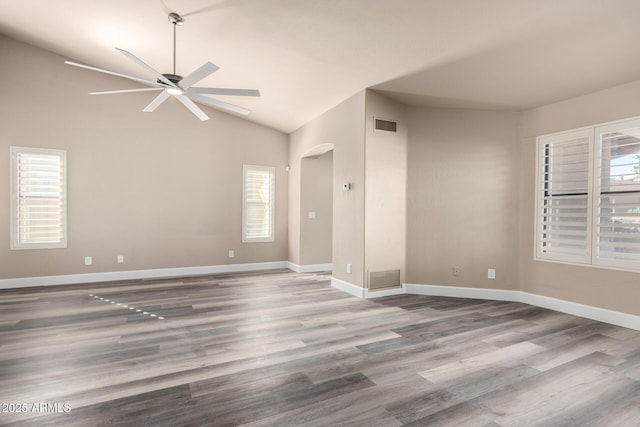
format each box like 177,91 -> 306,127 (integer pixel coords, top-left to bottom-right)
65,12 -> 260,121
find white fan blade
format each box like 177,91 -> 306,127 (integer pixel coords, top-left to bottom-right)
65,61 -> 164,87
188,93 -> 250,115
89,88 -> 165,95
115,48 -> 176,88
175,95 -> 210,121
179,62 -> 220,90
187,88 -> 260,97
143,90 -> 171,112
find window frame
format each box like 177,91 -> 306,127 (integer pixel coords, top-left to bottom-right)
10,146 -> 67,250
535,117 -> 640,272
242,164 -> 275,243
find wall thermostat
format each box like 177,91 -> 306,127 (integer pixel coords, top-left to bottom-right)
342,182 -> 352,191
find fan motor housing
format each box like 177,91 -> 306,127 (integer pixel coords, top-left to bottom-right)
161,73 -> 183,85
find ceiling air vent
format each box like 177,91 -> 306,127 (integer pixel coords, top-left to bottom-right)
374,118 -> 397,133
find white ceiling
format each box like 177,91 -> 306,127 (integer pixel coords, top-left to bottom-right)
2,0 -> 640,133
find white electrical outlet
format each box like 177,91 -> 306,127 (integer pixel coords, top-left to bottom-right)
228,250 -> 235,258
488,268 -> 496,279
346,263 -> 352,274
308,211 -> 316,219
453,266 -> 461,277
117,255 -> 124,264
84,256 -> 92,266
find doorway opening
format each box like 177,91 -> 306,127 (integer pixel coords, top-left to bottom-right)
300,146 -> 334,269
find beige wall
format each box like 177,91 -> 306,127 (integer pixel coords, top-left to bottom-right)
406,108 -> 521,290
288,92 -> 366,286
0,35 -> 288,280
520,79 -> 640,316
364,90 -> 407,286
300,150 -> 333,265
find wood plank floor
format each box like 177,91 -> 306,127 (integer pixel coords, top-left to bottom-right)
0,269 -> 639,426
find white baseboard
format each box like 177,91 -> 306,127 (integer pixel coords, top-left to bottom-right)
404,283 -> 519,302
364,286 -> 406,299
330,279 -> 406,299
331,277 -> 365,298
400,283 -> 640,332
0,261 -> 290,289
288,262 -> 333,273
519,291 -> 640,331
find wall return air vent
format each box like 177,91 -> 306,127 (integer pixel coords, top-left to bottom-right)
374,118 -> 398,132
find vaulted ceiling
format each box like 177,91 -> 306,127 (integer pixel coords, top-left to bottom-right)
2,0 -> 640,133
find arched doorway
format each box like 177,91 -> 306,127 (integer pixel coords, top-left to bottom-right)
299,144 -> 334,270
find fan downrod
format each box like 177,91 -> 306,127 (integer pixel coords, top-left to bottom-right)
168,13 -> 183,75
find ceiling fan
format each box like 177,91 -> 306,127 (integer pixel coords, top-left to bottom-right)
65,12 -> 259,121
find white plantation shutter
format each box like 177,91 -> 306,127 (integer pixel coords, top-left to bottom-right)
242,165 -> 275,242
10,147 -> 67,249
594,120 -> 640,269
536,117 -> 640,272
537,130 -> 593,264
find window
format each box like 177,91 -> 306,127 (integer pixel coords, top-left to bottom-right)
242,165 -> 275,242
10,146 -> 67,249
536,118 -> 640,271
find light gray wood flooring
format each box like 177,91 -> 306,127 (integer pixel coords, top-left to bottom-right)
0,269 -> 639,426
